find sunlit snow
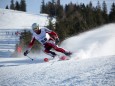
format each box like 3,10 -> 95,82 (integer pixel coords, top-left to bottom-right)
0,9 -> 115,86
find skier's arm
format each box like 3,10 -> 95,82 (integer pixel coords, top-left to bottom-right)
45,28 -> 58,38
49,31 -> 60,45
28,37 -> 35,50
48,31 -> 58,38
24,37 -> 35,56
45,28 -> 60,44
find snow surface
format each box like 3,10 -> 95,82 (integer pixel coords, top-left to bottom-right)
0,9 -> 115,86
0,8 -> 49,29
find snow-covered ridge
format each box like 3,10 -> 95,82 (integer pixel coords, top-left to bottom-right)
0,8 -> 49,29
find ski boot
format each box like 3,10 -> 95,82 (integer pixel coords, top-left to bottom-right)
64,51 -> 72,56
50,51 -> 57,58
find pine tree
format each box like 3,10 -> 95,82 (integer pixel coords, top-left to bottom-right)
57,0 -> 60,5
102,1 -> 107,14
95,1 -> 104,25
52,0 -> 55,4
5,5 -> 9,9
56,5 -> 64,19
85,2 -> 96,28
40,0 -> 46,13
109,3 -> 115,22
102,1 -> 108,23
15,1 -> 20,11
47,1 -> 55,17
10,0 -> 15,10
20,0 -> 26,12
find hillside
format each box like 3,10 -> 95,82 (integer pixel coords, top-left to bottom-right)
0,9 -> 115,86
0,8 -> 49,29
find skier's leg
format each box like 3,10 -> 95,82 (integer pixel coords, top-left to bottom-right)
51,44 -> 72,56
43,45 -> 57,58
46,41 -> 72,56
44,49 -> 57,58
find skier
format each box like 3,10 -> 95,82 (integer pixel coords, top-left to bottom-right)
24,23 -> 72,58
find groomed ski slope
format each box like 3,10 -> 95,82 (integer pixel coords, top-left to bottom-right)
0,9 -> 115,86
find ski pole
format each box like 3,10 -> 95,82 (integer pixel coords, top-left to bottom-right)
26,55 -> 34,61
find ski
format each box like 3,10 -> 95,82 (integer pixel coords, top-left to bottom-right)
43,52 -> 80,62
44,55 -> 70,62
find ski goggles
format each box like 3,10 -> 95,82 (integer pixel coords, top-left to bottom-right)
33,26 -> 39,31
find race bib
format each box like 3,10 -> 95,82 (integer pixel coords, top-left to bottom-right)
41,38 -> 47,44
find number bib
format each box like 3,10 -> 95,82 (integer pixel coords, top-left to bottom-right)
40,37 -> 47,44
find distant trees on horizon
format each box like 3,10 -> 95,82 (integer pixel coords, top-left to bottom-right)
5,0 -> 26,12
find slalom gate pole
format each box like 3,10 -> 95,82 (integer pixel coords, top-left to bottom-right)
26,55 -> 34,61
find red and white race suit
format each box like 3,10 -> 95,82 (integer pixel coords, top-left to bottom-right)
27,27 -> 66,57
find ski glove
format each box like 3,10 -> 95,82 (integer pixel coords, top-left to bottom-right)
24,50 -> 29,56
55,38 -> 60,45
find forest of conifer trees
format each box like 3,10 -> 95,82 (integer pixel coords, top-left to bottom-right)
40,0 -> 115,40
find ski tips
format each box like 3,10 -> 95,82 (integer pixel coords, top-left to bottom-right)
44,58 -> 49,62
60,56 -> 67,60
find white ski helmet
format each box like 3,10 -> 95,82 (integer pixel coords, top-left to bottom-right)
32,23 -> 39,31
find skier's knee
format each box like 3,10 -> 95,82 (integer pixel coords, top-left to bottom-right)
44,50 -> 49,54
53,46 -> 59,51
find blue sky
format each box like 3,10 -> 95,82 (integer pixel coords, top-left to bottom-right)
0,0 -> 115,14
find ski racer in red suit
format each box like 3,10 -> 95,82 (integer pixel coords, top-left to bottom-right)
24,23 -> 72,58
